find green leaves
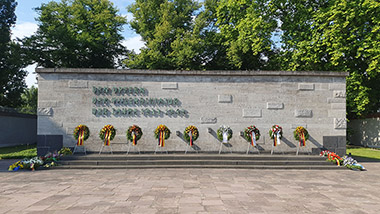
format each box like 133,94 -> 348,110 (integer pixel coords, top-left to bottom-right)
22,0 -> 127,68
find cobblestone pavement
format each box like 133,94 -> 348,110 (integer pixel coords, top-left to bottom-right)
1,163 -> 380,214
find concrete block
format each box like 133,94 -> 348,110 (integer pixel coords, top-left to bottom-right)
298,83 -> 314,91
323,136 -> 338,149
39,101 -> 58,108
37,135 -> 63,156
161,82 -> 178,89
37,107 -> 53,116
218,95 -> 232,103
242,109 -> 262,118
68,80 -> 88,88
267,102 -> 284,109
295,109 -> 312,118
333,90 -> 346,98
291,124 -> 307,129
200,117 -> 217,124
327,98 -> 345,103
311,148 -> 323,155
328,110 -> 346,118
334,118 -> 347,129
335,148 -> 346,157
329,84 -> 345,90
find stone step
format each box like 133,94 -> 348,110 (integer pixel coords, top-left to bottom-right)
62,154 -> 324,161
55,164 -> 346,170
60,160 -> 333,166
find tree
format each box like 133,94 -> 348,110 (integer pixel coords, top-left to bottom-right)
275,0 -> 380,118
22,0 -> 127,68
19,86 -> 38,114
0,0 -> 27,108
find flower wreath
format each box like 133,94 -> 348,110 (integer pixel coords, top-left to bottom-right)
269,125 -> 283,139
183,125 -> 199,146
217,125 -> 233,142
99,124 -> 116,146
244,125 -> 260,147
154,125 -> 171,147
269,125 -> 282,146
73,124 -> 90,146
293,126 -> 309,146
126,125 -> 143,145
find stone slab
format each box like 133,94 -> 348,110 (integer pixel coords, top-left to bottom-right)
200,117 -> 217,124
333,90 -> 346,98
331,103 -> 345,109
329,84 -> 346,90
295,109 -> 312,118
37,107 -> 53,116
161,82 -> 178,89
298,83 -> 314,91
267,102 -> 284,110
334,118 -> 347,129
218,95 -> 232,103
68,80 -> 88,88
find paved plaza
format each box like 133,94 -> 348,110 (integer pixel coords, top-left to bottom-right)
1,161 -> 380,214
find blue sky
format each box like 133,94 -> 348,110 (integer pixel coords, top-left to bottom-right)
12,0 -> 144,87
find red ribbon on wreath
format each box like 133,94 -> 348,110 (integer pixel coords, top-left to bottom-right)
189,131 -> 193,146
77,128 -> 85,146
158,131 -> 165,147
132,131 -> 137,146
104,131 -> 111,146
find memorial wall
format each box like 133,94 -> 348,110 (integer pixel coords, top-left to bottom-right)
36,68 -> 348,153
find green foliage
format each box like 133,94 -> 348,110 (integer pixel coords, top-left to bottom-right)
22,0 -> 127,68
18,86 -> 38,115
0,0 -> 27,108
0,144 -> 37,159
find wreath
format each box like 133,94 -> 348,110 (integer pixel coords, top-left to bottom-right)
126,125 -> 143,144
243,125 -> 260,142
154,125 -> 171,140
183,125 -> 199,143
294,126 -> 309,141
73,125 -> 90,141
217,125 -> 233,142
99,124 -> 116,141
269,125 -> 283,139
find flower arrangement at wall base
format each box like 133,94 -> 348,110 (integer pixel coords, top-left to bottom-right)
342,156 -> 366,171
8,147 -> 73,171
269,125 -> 282,146
294,126 -> 309,147
183,125 -> 199,146
244,125 -> 260,146
126,125 -> 143,145
73,124 -> 90,146
154,125 -> 171,147
320,150 -> 343,166
217,125 -> 233,143
99,125 -> 116,146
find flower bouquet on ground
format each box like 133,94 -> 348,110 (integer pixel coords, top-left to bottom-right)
73,124 -> 90,146
126,125 -> 143,145
294,126 -> 309,146
183,125 -> 199,146
244,125 -> 260,146
342,156 -> 366,171
99,125 -> 116,146
269,125 -> 282,146
217,125 -> 233,143
320,150 -> 343,166
154,125 -> 171,147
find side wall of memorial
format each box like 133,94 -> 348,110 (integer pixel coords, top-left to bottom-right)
36,69 -> 347,153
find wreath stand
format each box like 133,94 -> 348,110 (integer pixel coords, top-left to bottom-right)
99,144 -> 113,155
270,143 -> 284,155
246,143 -> 260,155
126,142 -> 140,155
185,143 -> 198,154
154,144 -> 168,154
296,143 -> 310,155
73,144 -> 86,155
219,142 -> 232,154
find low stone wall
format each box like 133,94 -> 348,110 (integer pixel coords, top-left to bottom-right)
36,69 -> 348,153
0,111 -> 37,147
348,114 -> 380,148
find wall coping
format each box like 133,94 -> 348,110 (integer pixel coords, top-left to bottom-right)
36,68 -> 349,77
0,111 -> 37,119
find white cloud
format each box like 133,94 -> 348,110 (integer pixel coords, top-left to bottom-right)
122,36 -> 145,54
11,22 -> 38,40
123,12 -> 134,22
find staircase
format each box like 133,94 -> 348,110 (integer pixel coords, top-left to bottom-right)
58,153 -> 345,170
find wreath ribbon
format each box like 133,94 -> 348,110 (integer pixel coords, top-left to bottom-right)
250,132 -> 256,147
132,131 -> 137,146
189,131 -> 193,146
159,131 -> 165,147
104,130 -> 111,146
77,128 -> 85,146
222,131 -> 228,143
299,131 -> 306,147
273,131 -> 281,146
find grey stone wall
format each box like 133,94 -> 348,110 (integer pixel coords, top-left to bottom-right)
36,68 -> 348,153
348,115 -> 380,148
0,112 -> 37,147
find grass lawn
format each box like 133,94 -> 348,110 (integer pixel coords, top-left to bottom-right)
0,144 -> 37,159
347,146 -> 380,160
